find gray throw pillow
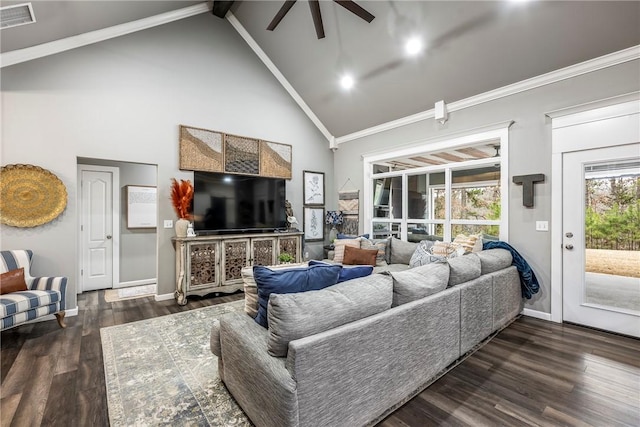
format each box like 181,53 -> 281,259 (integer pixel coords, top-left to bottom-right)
448,253 -> 481,287
266,273 -> 393,357
390,262 -> 449,306
389,237 -> 419,265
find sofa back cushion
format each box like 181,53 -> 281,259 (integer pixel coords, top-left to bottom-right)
389,262 -> 449,306
389,237 -> 418,265
448,253 -> 482,287
267,273 -> 393,357
253,264 -> 342,328
477,249 -> 513,275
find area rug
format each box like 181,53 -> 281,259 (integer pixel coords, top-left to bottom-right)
100,299 -> 251,426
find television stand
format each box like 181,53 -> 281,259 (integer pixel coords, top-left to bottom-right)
171,231 -> 303,305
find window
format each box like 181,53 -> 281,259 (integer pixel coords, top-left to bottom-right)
363,124 -> 510,243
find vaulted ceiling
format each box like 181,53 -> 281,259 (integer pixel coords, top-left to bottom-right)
1,1 -> 639,140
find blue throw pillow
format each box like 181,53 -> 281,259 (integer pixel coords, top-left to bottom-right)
253,264 -> 342,328
337,233 -> 370,240
309,260 -> 373,283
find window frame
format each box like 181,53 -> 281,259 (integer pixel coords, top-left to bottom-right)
362,122 -> 511,242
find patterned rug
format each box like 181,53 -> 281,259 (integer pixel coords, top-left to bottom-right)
101,300 -> 252,426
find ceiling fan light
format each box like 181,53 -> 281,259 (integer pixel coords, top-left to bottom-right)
405,37 -> 423,56
340,74 -> 355,90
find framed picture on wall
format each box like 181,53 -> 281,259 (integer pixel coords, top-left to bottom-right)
126,185 -> 157,228
303,170 -> 324,206
303,207 -> 324,241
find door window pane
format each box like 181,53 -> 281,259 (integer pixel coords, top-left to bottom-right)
584,161 -> 639,312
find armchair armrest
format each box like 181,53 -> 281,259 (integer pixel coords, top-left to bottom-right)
28,276 -> 68,310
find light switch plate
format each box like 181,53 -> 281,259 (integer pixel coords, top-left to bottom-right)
535,221 -> 548,231
164,220 -> 173,229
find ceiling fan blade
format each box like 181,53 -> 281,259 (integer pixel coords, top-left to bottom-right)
333,0 -> 375,23
309,0 -> 325,39
267,0 -> 297,31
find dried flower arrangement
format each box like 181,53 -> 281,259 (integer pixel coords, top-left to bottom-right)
170,178 -> 194,220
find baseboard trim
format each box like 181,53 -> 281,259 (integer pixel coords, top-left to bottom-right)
522,308 -> 552,321
114,278 -> 157,289
155,293 -> 175,302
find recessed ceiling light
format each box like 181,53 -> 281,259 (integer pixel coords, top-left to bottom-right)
340,74 -> 355,90
405,37 -> 423,56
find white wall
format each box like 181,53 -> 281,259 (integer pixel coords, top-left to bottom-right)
0,13 -> 333,308
333,60 -> 640,314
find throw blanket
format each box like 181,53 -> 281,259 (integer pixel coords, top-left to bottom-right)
483,241 -> 540,299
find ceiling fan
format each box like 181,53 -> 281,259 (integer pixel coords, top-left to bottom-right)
267,0 -> 375,39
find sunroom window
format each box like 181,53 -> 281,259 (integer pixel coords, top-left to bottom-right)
363,124 -> 510,243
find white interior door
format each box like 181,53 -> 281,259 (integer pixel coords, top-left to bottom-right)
79,166 -> 119,292
562,144 -> 640,337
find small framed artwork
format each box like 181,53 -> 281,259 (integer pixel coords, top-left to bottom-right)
303,207 -> 325,241
126,186 -> 157,229
303,170 -> 325,206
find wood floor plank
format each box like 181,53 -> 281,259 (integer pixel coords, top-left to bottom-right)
2,290 -> 639,427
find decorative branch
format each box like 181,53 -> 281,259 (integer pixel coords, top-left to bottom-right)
170,178 -> 193,220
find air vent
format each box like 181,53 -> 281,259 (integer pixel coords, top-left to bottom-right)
1,3 -> 36,30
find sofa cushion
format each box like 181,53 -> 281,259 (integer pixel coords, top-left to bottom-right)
448,253 -> 482,287
343,245 -> 377,266
333,238 -> 362,264
253,264 -> 342,328
0,289 -> 61,317
477,249 -> 513,275
266,273 -> 393,357
242,263 -> 308,318
389,262 -> 449,306
0,268 -> 28,295
389,237 -> 419,265
360,239 -> 388,267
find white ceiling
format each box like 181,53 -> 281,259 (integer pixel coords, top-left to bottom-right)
1,1 -> 639,139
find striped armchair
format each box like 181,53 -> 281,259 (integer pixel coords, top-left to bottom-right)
0,250 -> 68,331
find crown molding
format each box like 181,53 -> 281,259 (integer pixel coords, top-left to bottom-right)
226,12 -> 333,143
336,45 -> 640,145
0,2 -> 210,68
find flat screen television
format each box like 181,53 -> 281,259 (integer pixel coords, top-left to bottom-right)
193,172 -> 287,234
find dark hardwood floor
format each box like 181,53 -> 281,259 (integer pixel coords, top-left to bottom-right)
1,291 -> 639,426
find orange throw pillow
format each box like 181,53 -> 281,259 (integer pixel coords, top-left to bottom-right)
343,245 -> 378,266
0,268 -> 28,294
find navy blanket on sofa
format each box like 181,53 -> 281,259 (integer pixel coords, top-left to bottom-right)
483,241 -> 540,299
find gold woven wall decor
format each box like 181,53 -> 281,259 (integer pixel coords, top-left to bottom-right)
178,125 -> 293,179
224,134 -> 260,175
339,190 -> 360,236
179,125 -> 224,172
0,164 -> 68,228
260,140 -> 292,179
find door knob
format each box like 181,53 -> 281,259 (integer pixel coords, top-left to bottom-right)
106,235 -> 112,239
565,244 -> 573,250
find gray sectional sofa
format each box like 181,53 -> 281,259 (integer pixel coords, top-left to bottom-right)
210,248 -> 523,427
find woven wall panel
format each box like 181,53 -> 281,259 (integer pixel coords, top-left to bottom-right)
179,126 -> 224,172
260,141 -> 292,179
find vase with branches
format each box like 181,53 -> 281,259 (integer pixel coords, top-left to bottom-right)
170,178 -> 194,237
